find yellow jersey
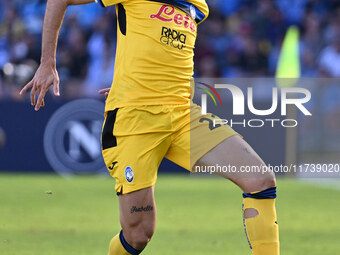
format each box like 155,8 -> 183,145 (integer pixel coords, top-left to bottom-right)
98,0 -> 209,111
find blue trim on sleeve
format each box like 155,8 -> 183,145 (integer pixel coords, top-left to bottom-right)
243,187 -> 277,199
173,0 -> 205,23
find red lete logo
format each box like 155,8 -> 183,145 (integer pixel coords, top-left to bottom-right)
150,5 -> 196,33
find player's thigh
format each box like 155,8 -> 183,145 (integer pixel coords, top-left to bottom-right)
196,135 -> 276,193
166,104 -> 238,170
119,186 -> 156,243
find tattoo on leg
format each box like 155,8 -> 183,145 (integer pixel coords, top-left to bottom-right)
130,205 -> 154,214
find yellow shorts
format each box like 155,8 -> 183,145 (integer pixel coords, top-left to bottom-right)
101,104 -> 238,195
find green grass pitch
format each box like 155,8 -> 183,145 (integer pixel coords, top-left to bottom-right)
0,174 -> 339,255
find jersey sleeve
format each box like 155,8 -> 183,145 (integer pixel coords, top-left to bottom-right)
96,0 -> 127,7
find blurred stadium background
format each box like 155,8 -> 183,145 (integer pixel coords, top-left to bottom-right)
1,0 -> 340,254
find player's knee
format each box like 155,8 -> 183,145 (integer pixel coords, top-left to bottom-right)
128,224 -> 154,250
130,229 -> 153,249
247,174 -> 276,193
262,173 -> 276,190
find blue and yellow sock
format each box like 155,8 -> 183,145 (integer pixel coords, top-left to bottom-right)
108,230 -> 143,255
242,187 -> 280,255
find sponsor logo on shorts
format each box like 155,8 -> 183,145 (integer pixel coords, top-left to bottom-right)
109,161 -> 118,170
160,26 -> 187,50
125,166 -> 134,183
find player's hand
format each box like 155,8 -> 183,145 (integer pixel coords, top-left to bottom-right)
20,63 -> 60,111
98,88 -> 110,99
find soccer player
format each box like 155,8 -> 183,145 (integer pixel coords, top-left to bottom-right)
20,0 -> 280,254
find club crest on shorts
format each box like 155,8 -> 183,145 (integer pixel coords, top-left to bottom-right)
125,166 -> 134,183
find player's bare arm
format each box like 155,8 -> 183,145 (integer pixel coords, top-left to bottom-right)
19,0 -> 95,111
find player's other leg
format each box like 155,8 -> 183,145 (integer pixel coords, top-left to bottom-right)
195,135 -> 279,255
108,186 -> 156,255
102,106 -> 172,254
